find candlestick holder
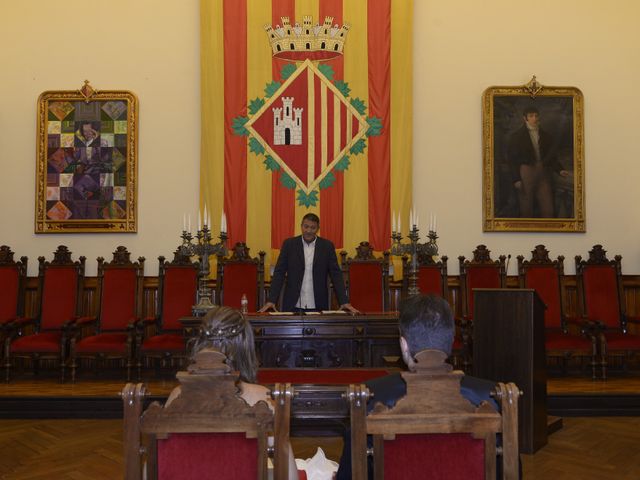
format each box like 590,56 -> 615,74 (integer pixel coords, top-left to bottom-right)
179,225 -> 228,316
390,226 -> 439,296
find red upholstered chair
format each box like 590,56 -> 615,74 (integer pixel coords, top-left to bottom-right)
348,350 -> 520,480
69,246 -> 144,382
136,250 -> 198,378
122,349 -> 293,480
4,246 -> 85,382
575,245 -> 640,378
0,246 -> 28,354
518,245 -> 597,378
340,242 -> 390,312
402,254 -> 449,298
216,242 -> 266,312
457,245 -> 506,368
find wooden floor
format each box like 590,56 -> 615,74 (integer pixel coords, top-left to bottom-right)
0,417 -> 639,479
1,373 -> 638,398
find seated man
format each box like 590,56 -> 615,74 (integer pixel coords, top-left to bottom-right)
336,294 -> 505,480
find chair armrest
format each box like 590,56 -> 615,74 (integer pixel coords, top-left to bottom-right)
127,317 -> 140,330
625,315 -> 640,324
75,316 -> 97,327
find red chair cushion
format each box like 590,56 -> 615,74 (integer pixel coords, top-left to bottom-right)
141,334 -> 185,352
75,333 -> 129,353
348,263 -> 384,312
161,267 -> 197,330
602,331 -> 640,350
257,368 -> 390,385
545,331 -> 592,352
158,433 -> 257,479
383,433 -> 485,480
41,267 -> 78,330
525,267 -> 562,328
100,269 -> 137,330
417,266 -> 443,296
0,267 -> 19,324
466,267 -> 501,319
583,266 -> 621,329
221,263 -> 258,312
10,332 -> 62,353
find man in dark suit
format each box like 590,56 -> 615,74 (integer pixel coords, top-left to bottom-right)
259,213 -> 358,313
507,106 -> 570,218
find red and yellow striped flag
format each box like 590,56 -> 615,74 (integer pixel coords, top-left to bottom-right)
201,0 -> 412,273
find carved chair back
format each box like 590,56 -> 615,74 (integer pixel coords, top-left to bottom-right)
458,245 -> 506,320
0,246 -> 27,325
340,242 -> 390,312
38,246 -> 86,331
575,245 -> 626,331
349,350 -> 520,480
517,245 -> 565,330
95,246 -> 144,332
157,251 -> 198,331
122,349 -> 292,480
216,242 -> 265,312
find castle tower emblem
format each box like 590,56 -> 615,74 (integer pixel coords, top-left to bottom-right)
273,97 -> 303,145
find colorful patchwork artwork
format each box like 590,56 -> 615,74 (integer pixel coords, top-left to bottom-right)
45,100 -> 129,220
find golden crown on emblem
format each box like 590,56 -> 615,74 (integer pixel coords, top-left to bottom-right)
264,16 -> 350,61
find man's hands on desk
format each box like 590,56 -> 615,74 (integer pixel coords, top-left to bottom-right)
257,302 -> 361,315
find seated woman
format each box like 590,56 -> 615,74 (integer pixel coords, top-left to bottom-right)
167,306 -> 298,479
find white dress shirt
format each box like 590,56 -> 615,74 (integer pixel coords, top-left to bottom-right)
296,237 -> 316,309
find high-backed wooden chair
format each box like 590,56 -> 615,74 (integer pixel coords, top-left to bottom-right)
216,242 -> 266,312
575,245 -> 640,378
122,349 -> 293,480
136,250 -> 198,378
340,242 -> 390,312
69,246 -> 144,382
349,350 -> 520,480
401,254 -> 449,299
0,246 -> 28,355
457,246 -> 506,365
518,245 -> 597,377
4,246 -> 85,382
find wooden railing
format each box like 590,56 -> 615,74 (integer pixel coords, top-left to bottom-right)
20,274 -> 640,335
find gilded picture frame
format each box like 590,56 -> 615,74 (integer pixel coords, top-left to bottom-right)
35,81 -> 138,233
482,76 -> 584,232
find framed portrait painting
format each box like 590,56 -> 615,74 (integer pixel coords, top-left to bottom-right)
482,76 -> 584,232
35,81 -> 138,233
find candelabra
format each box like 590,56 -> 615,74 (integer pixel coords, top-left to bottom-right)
179,225 -> 228,316
390,225 -> 439,297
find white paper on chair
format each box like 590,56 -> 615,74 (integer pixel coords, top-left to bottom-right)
295,447 -> 339,480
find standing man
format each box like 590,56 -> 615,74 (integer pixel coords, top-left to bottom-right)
508,106 -> 570,218
259,213 -> 358,313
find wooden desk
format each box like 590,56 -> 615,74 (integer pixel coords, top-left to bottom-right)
181,312 -> 402,369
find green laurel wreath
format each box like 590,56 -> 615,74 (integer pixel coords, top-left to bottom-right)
232,63 -> 382,208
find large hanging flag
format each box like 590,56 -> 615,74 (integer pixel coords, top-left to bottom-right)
201,0 -> 413,272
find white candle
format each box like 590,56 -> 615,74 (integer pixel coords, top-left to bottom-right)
188,214 -> 191,233
416,210 -> 419,229
392,211 -> 396,233
198,215 -> 201,232
183,213 -> 186,231
398,214 -> 401,233
203,204 -> 208,227
429,213 -> 433,231
434,214 -> 437,232
222,211 -> 227,233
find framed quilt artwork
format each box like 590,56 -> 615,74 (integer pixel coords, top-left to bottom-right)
35,81 -> 138,233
